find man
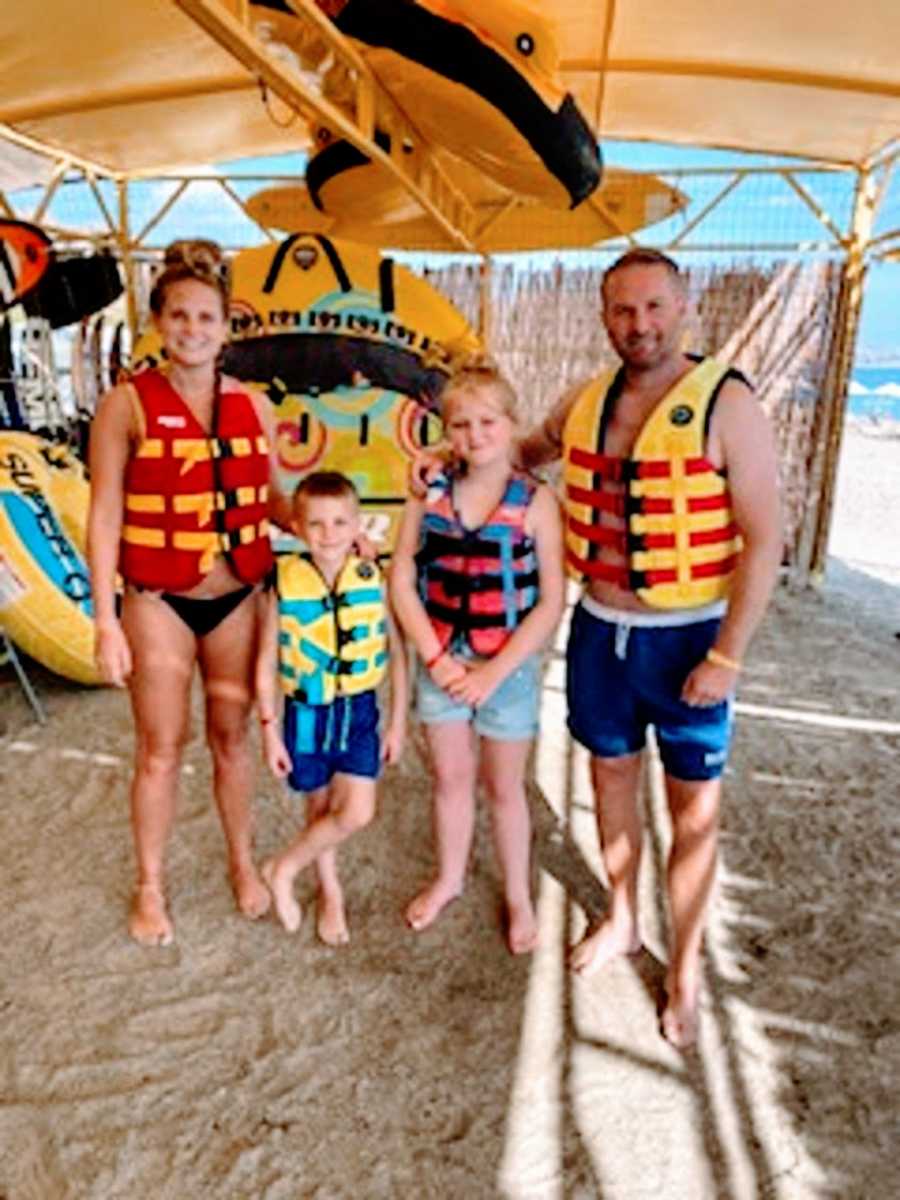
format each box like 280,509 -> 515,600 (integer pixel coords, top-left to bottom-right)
518,248 -> 782,1048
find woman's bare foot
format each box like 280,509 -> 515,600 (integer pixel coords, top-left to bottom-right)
404,879 -> 461,932
129,882 -> 174,947
506,900 -> 539,955
316,889 -> 350,947
261,858 -> 302,933
230,863 -> 272,920
569,919 -> 641,977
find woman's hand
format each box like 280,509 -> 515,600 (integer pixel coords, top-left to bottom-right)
262,725 -> 292,778
94,619 -> 133,688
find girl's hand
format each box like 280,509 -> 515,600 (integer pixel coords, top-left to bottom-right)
446,660 -> 501,707
95,619 -> 132,688
429,653 -> 468,691
263,725 -> 292,778
381,717 -> 406,765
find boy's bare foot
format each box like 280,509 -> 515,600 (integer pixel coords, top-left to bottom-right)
569,920 -> 641,977
316,890 -> 350,947
129,882 -> 174,947
404,880 -> 461,931
230,864 -> 272,920
506,900 -> 539,955
261,858 -> 302,933
660,976 -> 700,1050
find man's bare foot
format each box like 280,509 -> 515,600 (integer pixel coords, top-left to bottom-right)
569,920 -> 641,977
660,978 -> 700,1050
129,882 -> 174,947
404,880 -> 461,932
230,864 -> 272,920
506,900 -> 539,955
316,890 -> 350,947
261,858 -> 302,933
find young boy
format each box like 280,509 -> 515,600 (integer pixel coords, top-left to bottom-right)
256,471 -> 407,944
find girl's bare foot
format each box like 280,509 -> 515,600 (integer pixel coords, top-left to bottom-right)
129,882 -> 174,947
506,900 -> 539,955
261,858 -> 302,933
660,974 -> 700,1050
316,889 -> 350,947
404,880 -> 461,932
230,864 -> 272,920
569,920 -> 641,977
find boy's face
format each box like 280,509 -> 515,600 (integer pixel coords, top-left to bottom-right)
293,494 -> 360,572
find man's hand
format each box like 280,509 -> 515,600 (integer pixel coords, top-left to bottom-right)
409,448 -> 448,499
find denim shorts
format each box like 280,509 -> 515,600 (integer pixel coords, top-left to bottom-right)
566,601 -> 734,781
417,653 -> 541,741
283,690 -> 381,793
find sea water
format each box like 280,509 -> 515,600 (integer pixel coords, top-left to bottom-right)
847,366 -> 900,423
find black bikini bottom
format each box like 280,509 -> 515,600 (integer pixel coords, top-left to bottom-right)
159,585 -> 254,638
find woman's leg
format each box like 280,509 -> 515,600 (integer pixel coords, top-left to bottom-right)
197,590 -> 269,919
121,590 -> 196,946
406,721 -> 478,931
480,736 -> 538,954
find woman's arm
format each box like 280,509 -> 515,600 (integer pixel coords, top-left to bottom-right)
87,384 -> 135,686
255,586 -> 291,778
247,386 -> 293,532
447,484 -> 565,705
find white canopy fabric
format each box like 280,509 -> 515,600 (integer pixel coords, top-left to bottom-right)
2,1 -> 898,186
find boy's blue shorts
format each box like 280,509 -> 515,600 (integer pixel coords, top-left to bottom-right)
566,602 -> 734,781
283,690 -> 381,793
416,653 -> 541,741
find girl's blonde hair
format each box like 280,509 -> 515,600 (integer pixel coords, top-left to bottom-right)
441,354 -> 518,421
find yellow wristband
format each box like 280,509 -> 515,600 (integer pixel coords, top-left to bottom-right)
706,648 -> 741,672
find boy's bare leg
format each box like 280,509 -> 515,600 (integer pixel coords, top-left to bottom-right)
660,774 -> 720,1049
480,735 -> 538,954
264,774 -> 376,933
405,721 -> 477,931
122,592 -> 195,947
308,787 -> 349,945
570,752 -> 644,975
199,600 -> 270,920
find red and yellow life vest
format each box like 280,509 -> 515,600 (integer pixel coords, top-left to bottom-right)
120,368 -> 273,592
562,358 -> 742,609
417,470 -> 539,656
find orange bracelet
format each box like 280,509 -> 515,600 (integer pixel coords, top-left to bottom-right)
706,648 -> 742,672
424,648 -> 445,670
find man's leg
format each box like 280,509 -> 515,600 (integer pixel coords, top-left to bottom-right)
570,751 -> 644,975
660,774 -> 721,1049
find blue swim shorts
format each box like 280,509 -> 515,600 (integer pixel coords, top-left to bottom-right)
283,690 -> 381,793
566,599 -> 734,781
417,653 -> 541,741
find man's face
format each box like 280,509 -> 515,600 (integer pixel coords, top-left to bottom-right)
602,263 -> 687,372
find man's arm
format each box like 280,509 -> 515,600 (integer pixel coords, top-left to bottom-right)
682,378 -> 783,705
517,380 -> 584,472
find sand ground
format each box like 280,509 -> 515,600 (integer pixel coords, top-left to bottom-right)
0,425 -> 897,1199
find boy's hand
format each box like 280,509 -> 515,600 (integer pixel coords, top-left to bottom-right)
381,718 -> 406,766
446,660 -> 501,707
263,725 -> 292,778
681,658 -> 736,707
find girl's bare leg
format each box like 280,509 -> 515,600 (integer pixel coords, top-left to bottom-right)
480,736 -> 538,954
198,593 -> 270,919
122,591 -> 195,946
405,721 -> 477,931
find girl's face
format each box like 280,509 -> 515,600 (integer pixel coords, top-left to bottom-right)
153,277 -> 229,369
444,387 -> 515,469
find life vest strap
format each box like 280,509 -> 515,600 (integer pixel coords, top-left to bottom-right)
424,599 -> 529,631
632,522 -> 740,552
564,548 -> 630,587
566,483 -> 627,517
425,562 -> 540,597
416,529 -> 536,563
566,515 -> 627,553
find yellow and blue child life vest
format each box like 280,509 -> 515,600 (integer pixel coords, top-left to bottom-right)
277,553 -> 388,705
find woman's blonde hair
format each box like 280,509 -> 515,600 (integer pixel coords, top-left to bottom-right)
149,239 -> 231,317
440,354 -> 518,421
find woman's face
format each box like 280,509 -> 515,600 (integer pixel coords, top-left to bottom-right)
153,277 -> 229,369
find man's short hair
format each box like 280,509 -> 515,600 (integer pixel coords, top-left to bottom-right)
292,471 -> 359,510
602,248 -> 684,300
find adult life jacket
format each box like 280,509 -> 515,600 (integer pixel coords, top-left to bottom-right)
276,553 -> 388,705
562,357 -> 743,610
416,470 -> 539,656
120,368 -> 273,592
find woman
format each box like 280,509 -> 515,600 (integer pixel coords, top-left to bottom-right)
88,240 -> 290,946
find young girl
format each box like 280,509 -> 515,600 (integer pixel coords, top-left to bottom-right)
88,239 -> 290,946
390,359 -> 564,954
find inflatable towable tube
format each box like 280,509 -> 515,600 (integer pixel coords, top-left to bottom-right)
0,432 -> 101,685
132,233 -> 479,549
0,220 -> 53,313
253,0 -> 602,208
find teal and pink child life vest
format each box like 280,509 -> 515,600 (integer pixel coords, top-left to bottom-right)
416,469 -> 539,657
